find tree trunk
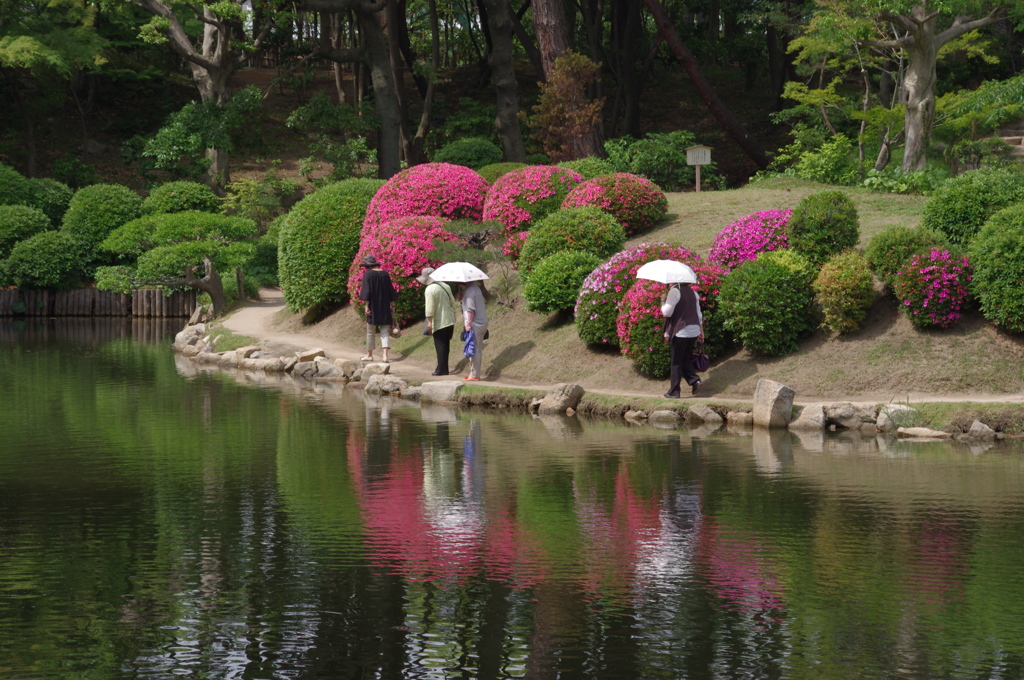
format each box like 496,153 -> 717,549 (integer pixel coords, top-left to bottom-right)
532,0 -> 570,79
481,0 -> 527,161
901,39 -> 938,172
385,1 -> 412,162
510,1 -> 545,78
359,8 -> 403,177
410,0 -> 441,163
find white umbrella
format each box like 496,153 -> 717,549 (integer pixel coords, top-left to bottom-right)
429,261 -> 490,283
635,259 -> 698,284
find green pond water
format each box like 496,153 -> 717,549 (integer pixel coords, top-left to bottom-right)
3,319 -> 1024,679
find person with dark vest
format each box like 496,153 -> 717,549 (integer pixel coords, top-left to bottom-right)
661,282 -> 703,398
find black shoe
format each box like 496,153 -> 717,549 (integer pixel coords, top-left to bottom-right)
431,370 -> 448,376
663,392 -> 680,399
691,380 -> 702,395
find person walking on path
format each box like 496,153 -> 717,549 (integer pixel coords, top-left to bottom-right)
418,267 -> 456,375
460,280 -> 488,381
661,282 -> 703,398
359,255 -> 398,363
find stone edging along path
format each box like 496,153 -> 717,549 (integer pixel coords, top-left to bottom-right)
171,291 -> 1022,442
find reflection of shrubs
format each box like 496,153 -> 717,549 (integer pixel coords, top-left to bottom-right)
708,209 -> 791,270
518,207 -> 626,279
482,165 -> 583,237
970,205 -> 1024,332
346,216 -> 458,326
278,178 -> 384,310
142,181 -> 221,215
523,250 -> 601,313
813,250 -> 875,334
920,167 -> 1024,245
719,250 -> 815,356
62,183 -> 142,253
787,190 -> 859,266
432,137 -> 502,169
27,178 -> 72,226
363,162 -> 488,237
893,249 -> 971,329
561,173 -> 667,236
0,206 -> 51,259
558,157 -> 614,180
4,231 -> 83,290
478,162 -> 526,184
865,225 -> 950,290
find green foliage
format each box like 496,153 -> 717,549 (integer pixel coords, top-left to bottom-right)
0,163 -> 34,207
285,93 -> 377,182
719,250 -> 816,356
860,167 -> 949,195
222,166 -> 301,229
517,207 -> 627,280
605,131 -> 719,191
969,205 -> 1024,333
528,51 -> 603,162
0,205 -> 51,259
26,178 -> 72,226
866,225 -> 950,289
950,138 -> 1015,171
142,181 -> 220,215
920,168 -> 1024,245
477,162 -> 526,184
278,178 -> 384,310
526,153 -> 550,165
4,230 -> 83,290
432,137 -> 502,169
523,250 -> 601,313
558,157 -> 614,180
813,249 -> 875,334
427,97 -> 497,154
51,156 -> 97,188
934,74 -> 1024,155
787,190 -> 859,266
792,134 -> 858,185
61,183 -> 143,253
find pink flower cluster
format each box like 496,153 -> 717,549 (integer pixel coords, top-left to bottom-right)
346,215 -> 459,326
561,173 -> 667,236
482,165 -> 583,236
893,248 -> 972,329
501,230 -> 530,260
708,209 -> 792,270
363,163 -> 488,239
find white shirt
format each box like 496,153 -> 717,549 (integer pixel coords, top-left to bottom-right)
661,287 -> 703,338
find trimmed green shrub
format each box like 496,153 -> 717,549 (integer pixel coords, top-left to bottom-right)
62,183 -> 143,252
865,225 -> 950,289
142,180 -> 221,215
518,207 -> 626,280
4,231 -> 83,290
0,163 -> 34,207
813,249 -> 875,334
787,190 -> 859,267
523,250 -> 601,313
278,178 -> 384,310
558,157 -> 614,180
432,137 -> 502,169
0,205 -> 51,259
969,204 -> 1024,332
247,215 -> 284,288
718,250 -> 816,356
921,167 -> 1024,245
478,162 -> 526,184
27,178 -> 72,226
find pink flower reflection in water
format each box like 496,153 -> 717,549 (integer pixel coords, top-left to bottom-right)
697,520 -> 785,617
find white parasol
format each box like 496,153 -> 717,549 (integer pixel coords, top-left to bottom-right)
429,261 -> 490,283
635,259 -> 698,284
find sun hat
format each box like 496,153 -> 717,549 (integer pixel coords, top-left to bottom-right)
416,266 -> 435,285
360,254 -> 380,268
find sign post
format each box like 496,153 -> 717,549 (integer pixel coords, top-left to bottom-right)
686,145 -> 712,192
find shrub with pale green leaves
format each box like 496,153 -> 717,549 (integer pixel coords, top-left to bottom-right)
813,250 -> 875,334
142,181 -> 221,215
518,207 -> 626,280
558,157 -> 614,180
969,204 -> 1024,332
4,231 -> 84,290
0,164 -> 34,207
433,137 -> 502,169
0,205 -> 51,259
477,162 -> 526,184
865,225 -> 950,290
921,167 -> 1024,245
787,190 -> 859,267
27,178 -> 72,226
523,250 -> 601,313
62,183 -> 143,253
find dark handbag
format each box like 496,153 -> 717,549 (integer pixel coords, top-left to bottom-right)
692,339 -> 710,373
483,329 -> 489,340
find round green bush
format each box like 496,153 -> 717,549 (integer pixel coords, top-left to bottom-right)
61,183 -> 143,252
719,250 -> 816,356
478,162 -> 526,184
787,190 -> 859,267
278,178 -> 384,310
969,204 -> 1024,332
921,167 -> 1024,246
523,250 -> 602,313
813,249 -> 875,334
558,157 -> 614,180
27,178 -> 72,226
142,180 -> 221,215
0,205 -> 51,259
0,164 -> 34,207
518,207 -> 626,280
5,230 -> 83,290
432,137 -> 503,169
865,225 -> 950,290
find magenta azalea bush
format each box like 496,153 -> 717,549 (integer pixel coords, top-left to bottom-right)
482,165 -> 583,240
893,248 -> 972,329
707,209 -> 792,270
561,172 -> 667,236
347,216 -> 459,326
615,256 -> 728,378
362,163 -> 488,238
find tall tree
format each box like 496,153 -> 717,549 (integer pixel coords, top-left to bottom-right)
480,0 -> 527,161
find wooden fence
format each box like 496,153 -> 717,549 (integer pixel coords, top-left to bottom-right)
131,289 -> 197,318
0,289 -> 196,317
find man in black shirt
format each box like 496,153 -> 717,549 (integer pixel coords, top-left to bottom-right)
358,254 -> 398,363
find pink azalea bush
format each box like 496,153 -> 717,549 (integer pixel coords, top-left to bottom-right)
561,172 -> 667,236
347,216 -> 459,326
893,248 -> 972,329
615,255 -> 728,378
482,165 -> 583,245
362,163 -> 488,239
707,209 -> 792,270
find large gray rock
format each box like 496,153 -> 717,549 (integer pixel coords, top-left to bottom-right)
897,426 -> 952,439
876,404 -> 915,431
752,379 -> 795,428
236,345 -> 262,359
687,404 -> 723,424
365,374 -> 408,396
537,383 -> 585,415
173,326 -> 203,351
826,402 -> 877,430
400,386 -> 422,401
282,357 -> 298,373
649,410 -> 681,427
292,361 -> 318,378
967,420 -> 996,439
624,409 -> 648,422
334,359 -> 359,378
420,381 -> 463,403
361,363 -> 391,380
789,403 -> 826,430
295,348 -> 326,362
727,411 -> 753,427
218,351 -> 239,367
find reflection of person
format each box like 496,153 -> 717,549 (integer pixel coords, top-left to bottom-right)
358,254 -> 397,363
460,281 -> 488,381
418,267 -> 456,376
661,282 -> 703,397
